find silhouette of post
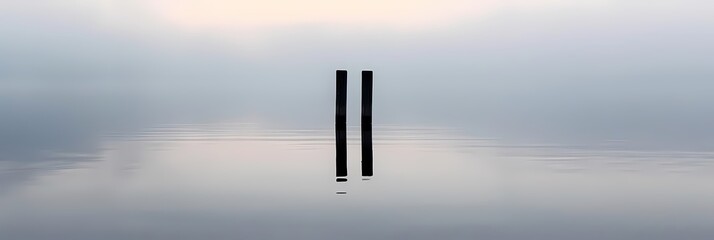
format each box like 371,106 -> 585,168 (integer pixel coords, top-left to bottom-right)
361,123 -> 373,177
336,70 -> 347,124
361,70 -> 373,125
361,70 -> 373,177
336,122 -> 347,178
335,70 -> 348,179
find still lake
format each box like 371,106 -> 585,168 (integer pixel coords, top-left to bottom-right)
1,77 -> 714,240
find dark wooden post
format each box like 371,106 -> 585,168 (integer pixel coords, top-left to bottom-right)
336,70 -> 347,124
335,70 -> 348,179
361,70 -> 373,125
361,70 -> 373,177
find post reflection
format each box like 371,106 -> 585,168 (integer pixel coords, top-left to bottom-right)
336,122 -> 347,180
361,123 -> 373,177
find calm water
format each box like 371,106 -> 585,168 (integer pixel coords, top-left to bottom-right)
1,82 -> 714,240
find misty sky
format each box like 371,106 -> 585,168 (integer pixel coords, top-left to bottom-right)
2,0 -> 712,79
1,0 -> 714,148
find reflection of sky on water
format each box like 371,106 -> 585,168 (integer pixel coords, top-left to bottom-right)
2,67 -> 714,239
1,121 -> 713,239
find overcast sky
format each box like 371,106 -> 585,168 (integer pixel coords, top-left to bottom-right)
1,0 -> 714,147
2,0 -> 712,79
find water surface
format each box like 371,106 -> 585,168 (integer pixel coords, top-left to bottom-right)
2,119 -> 713,240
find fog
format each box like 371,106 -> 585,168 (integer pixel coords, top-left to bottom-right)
2,2 -> 714,239
1,0 -> 714,148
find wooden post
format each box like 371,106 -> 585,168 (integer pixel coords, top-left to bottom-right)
335,70 -> 348,179
361,70 -> 373,125
336,70 -> 347,124
361,70 -> 373,177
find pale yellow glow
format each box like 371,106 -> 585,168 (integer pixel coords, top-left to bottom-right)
3,0 -> 617,34
145,0 -> 495,31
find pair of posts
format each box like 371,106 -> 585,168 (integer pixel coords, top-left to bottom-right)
335,70 -> 373,181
